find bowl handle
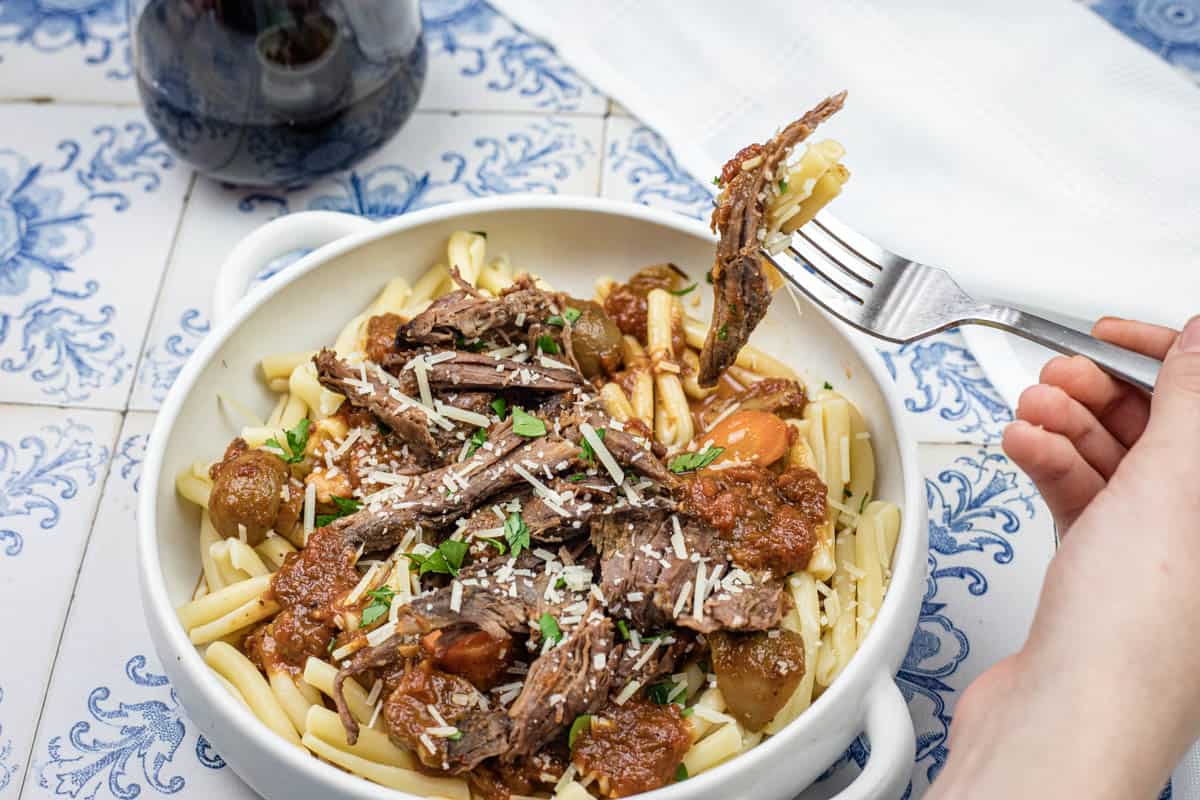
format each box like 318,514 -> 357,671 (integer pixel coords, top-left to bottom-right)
212,211 -> 376,326
827,672 -> 916,800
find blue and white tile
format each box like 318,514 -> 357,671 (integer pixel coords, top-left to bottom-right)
420,0 -> 605,114
0,104 -> 191,408
600,115 -> 713,221
802,443 -> 1055,799
23,411 -> 258,800
0,0 -> 134,104
0,405 -> 120,797
875,330 -> 1014,445
131,110 -> 602,409
1084,0 -> 1200,83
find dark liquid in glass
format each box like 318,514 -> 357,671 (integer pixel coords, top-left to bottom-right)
134,0 -> 425,187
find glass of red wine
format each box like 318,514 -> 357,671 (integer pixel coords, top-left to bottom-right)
131,0 -> 426,187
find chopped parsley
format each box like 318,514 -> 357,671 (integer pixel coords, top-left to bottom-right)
536,334 -> 559,355
470,230 -> 487,239
327,636 -> 337,654
823,381 -> 833,390
555,577 -> 567,589
448,730 -> 464,741
859,492 -> 870,514
675,764 -> 688,782
359,586 -> 396,627
316,495 -> 362,527
711,175 -> 721,186
844,486 -> 853,499
566,473 -> 587,482
409,540 -> 469,577
579,427 -> 606,463
669,283 -> 697,297
717,324 -> 728,341
266,418 -> 310,464
491,397 -> 508,420
668,446 -> 725,474
680,706 -> 695,717
546,307 -> 582,327
778,178 -> 788,193
568,715 -> 592,749
465,427 -> 488,458
511,407 -> 547,437
539,612 -> 562,645
705,269 -> 714,285
482,537 -> 507,555
454,333 -> 487,352
645,681 -> 680,705
504,511 -> 530,558
616,620 -> 631,641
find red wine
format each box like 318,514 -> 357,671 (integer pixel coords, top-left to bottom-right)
134,0 -> 425,187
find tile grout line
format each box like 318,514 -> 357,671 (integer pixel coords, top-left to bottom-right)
594,102 -> 613,197
120,169 -> 199,413
13,411 -> 126,800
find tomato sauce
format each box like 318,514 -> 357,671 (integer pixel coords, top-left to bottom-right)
682,465 -> 825,575
571,699 -> 692,797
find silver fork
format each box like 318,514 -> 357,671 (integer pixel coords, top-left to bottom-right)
765,213 -> 1162,392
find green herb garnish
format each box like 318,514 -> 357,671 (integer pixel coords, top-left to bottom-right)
669,284 -> 697,297
511,407 -> 547,438
482,537 -> 507,555
823,381 -> 833,390
536,334 -> 559,355
454,333 -> 487,352
448,730 -> 464,741
705,269 -> 714,285
668,446 -> 725,474
681,706 -> 694,717
616,620 -> 631,641
717,324 -> 728,341
778,178 -> 788,193
316,495 -> 362,527
504,511 -> 530,559
859,492 -> 870,514
546,307 -> 582,327
491,397 -> 508,420
409,540 -> 469,577
579,427 -> 606,464
675,764 -> 688,782
327,636 -> 337,654
566,473 -> 587,482
470,230 -> 487,239
645,682 -> 677,705
844,486 -> 853,499
711,176 -> 721,186
266,418 -> 310,464
465,427 -> 488,458
539,612 -> 562,645
359,585 -> 395,628
569,715 -> 592,749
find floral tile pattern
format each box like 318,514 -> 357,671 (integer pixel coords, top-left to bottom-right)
23,412 -> 258,800
0,105 -> 190,408
3,1 -> 1191,797
131,111 -> 601,409
1085,0 -> 1200,82
0,406 -> 120,798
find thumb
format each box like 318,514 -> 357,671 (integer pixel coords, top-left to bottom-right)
1142,315 -> 1200,451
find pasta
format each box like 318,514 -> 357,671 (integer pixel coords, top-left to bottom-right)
176,224 -> 902,800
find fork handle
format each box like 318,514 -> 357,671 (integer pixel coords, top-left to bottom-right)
977,306 -> 1162,393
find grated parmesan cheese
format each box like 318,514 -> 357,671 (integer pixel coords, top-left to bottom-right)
580,422 -> 624,486
450,580 -> 463,612
673,580 -> 693,618
614,680 -> 641,706
435,401 -> 491,428
302,482 -> 317,544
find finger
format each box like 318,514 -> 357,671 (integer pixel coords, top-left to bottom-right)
1140,317 -> 1200,466
1002,420 -> 1106,533
1092,316 -> 1178,360
1015,384 -> 1126,479
1040,355 -> 1151,448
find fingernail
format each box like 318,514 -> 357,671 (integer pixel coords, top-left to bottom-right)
1182,316 -> 1200,353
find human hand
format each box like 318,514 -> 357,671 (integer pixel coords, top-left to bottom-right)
929,316 -> 1200,800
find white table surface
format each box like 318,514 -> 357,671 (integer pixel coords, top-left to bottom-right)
0,1 -> 1194,798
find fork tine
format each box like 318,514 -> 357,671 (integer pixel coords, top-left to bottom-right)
786,231 -> 879,306
811,212 -> 901,271
790,225 -> 875,288
764,248 -> 866,322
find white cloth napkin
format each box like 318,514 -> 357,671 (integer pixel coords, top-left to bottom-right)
491,0 -> 1200,795
493,0 -> 1200,328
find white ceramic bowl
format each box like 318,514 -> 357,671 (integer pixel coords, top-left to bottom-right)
138,196 -> 927,800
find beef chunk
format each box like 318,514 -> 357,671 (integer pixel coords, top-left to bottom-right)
208,438 -> 288,545
700,93 -> 846,386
